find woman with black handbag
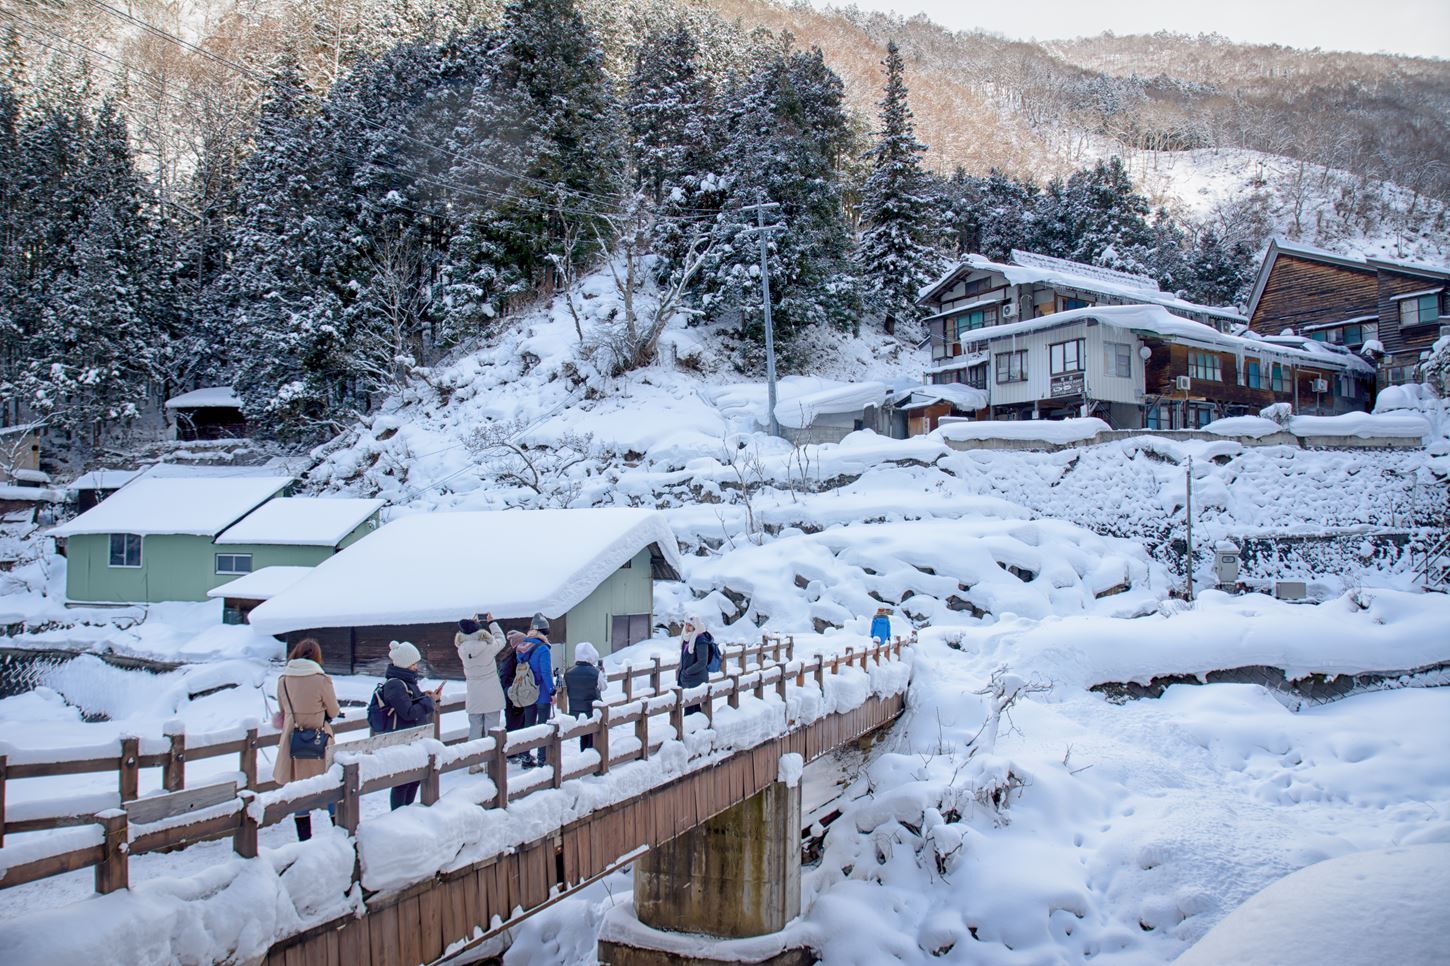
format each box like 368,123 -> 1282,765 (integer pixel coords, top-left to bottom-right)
275,638 -> 341,840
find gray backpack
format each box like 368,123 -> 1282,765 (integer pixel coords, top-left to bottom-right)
508,657 -> 540,707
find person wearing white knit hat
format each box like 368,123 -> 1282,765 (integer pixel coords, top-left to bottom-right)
564,641 -> 605,752
379,639 -> 440,809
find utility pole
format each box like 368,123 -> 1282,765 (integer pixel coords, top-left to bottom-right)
742,199 -> 784,438
1184,455 -> 1195,602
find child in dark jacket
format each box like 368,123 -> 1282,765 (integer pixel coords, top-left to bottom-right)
564,641 -> 605,751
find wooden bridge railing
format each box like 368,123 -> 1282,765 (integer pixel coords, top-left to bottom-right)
0,636 -> 795,844
0,636 -> 904,900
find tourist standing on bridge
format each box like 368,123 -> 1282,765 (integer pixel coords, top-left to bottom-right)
275,638 -> 340,841
499,630 -> 527,736
870,607 -> 892,645
511,615 -> 556,768
380,641 -> 441,808
678,615 -> 714,716
457,613 -> 507,773
565,641 -> 605,751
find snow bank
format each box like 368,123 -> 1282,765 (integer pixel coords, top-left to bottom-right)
773,382 -> 890,430
1175,845 -> 1450,966
935,418 -> 1109,445
1289,412 -> 1429,439
1202,415 -> 1283,438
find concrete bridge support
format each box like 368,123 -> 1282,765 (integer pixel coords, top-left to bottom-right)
600,780 -> 811,965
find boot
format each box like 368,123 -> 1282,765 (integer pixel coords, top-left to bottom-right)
295,814 -> 312,841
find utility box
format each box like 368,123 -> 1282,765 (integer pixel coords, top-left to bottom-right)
1213,540 -> 1241,589
1274,580 -> 1308,601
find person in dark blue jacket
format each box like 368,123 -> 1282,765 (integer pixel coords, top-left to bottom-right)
870,607 -> 892,645
380,641 -> 439,809
677,615 -> 713,715
513,616 -> 555,768
565,642 -> 605,751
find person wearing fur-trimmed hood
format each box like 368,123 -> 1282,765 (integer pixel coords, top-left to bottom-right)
456,613 -> 507,772
677,615 -> 713,716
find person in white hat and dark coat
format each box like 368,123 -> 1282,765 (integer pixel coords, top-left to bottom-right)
564,642 -> 605,751
381,640 -> 440,809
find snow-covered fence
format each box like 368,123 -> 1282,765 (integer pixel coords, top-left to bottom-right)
0,638 -> 908,900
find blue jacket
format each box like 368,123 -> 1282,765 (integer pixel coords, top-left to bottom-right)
870,614 -> 891,644
517,636 -> 554,708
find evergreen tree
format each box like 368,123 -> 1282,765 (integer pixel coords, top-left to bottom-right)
627,22 -> 717,205
854,41 -> 942,337
1181,229 -> 1254,306
1028,157 -> 1153,265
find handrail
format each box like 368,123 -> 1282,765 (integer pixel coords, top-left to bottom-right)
0,636 -> 904,899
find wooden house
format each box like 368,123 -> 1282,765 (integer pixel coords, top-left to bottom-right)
246,508 -> 685,679
1246,239 -> 1449,388
165,386 -> 248,441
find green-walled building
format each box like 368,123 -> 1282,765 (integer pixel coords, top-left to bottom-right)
51,476 -> 383,605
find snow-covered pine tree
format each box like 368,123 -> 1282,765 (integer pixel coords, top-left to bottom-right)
855,41 -> 942,337
1181,228 -> 1254,307
627,21 -> 716,205
1028,157 -> 1154,267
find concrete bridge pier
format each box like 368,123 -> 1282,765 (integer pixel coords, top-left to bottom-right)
599,780 -> 813,966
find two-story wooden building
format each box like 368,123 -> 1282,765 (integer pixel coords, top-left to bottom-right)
1246,239 -> 1450,388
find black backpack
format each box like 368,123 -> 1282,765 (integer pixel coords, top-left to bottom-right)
366,682 -> 396,734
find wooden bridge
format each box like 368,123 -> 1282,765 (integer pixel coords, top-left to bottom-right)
0,637 -> 911,965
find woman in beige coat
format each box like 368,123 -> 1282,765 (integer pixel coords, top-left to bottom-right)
456,613 -> 506,772
275,638 -> 341,840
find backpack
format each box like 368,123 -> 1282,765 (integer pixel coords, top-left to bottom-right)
367,682 -> 397,734
706,636 -> 722,674
508,655 -> 540,707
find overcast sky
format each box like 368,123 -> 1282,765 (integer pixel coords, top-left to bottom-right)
818,0 -> 1450,60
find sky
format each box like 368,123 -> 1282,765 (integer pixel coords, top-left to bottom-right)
814,0 -> 1450,60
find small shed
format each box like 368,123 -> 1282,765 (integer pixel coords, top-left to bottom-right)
892,385 -> 989,437
208,565 -> 314,625
774,381 -> 893,445
50,476 -> 295,603
165,386 -> 247,441
68,469 -> 142,513
0,422 -> 43,478
247,508 -> 685,678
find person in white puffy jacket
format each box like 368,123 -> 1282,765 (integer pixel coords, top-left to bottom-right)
456,613 -> 507,771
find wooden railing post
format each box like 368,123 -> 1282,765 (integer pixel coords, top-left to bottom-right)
623,667 -> 634,702
596,708 -> 610,776
163,729 -> 186,792
795,660 -> 806,688
421,751 -> 442,806
240,726 -> 258,790
814,655 -> 826,690
753,670 -> 765,701
649,657 -> 662,696
432,704 -> 442,741
703,686 -> 715,727
488,727 -> 509,808
118,736 -> 140,803
669,687 -> 685,740
635,710 -> 650,761
95,810 -> 128,894
728,674 -> 741,709
787,635 -> 795,662
0,753 -> 6,847
549,723 -> 564,789
337,761 -> 362,833
775,667 -> 788,701
234,790 -> 259,858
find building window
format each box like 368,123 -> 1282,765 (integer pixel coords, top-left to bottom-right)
954,307 -> 998,339
1188,404 -> 1215,429
1104,341 -> 1132,378
965,363 -> 988,390
108,533 -> 142,568
1400,294 -> 1441,327
1049,339 -> 1084,375
1059,297 -> 1090,311
1245,359 -> 1262,389
995,350 -> 1028,383
215,553 -> 253,575
1271,364 -> 1289,393
1188,351 -> 1222,382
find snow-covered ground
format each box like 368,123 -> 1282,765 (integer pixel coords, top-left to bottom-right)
1,272 -> 1448,963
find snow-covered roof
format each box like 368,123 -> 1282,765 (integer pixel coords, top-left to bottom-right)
49,476 -> 293,538
774,382 -> 890,429
206,566 -> 314,601
68,469 -> 141,491
919,250 -> 1245,322
0,422 -> 41,437
164,386 -> 242,410
893,384 -> 989,412
215,497 -> 384,547
131,463 -> 298,484
12,469 -> 49,485
956,304 -> 1375,375
924,351 -> 990,376
247,508 -> 685,636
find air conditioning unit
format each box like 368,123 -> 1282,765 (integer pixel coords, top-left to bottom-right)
1175,375 -> 1192,391
1311,378 -> 1329,393
1000,301 -> 1016,319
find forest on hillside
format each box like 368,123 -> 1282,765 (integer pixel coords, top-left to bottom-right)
0,0 -> 1441,463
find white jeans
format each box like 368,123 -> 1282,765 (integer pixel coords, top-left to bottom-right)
468,711 -> 500,741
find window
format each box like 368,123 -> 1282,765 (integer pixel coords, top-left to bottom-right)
995,350 -> 1028,383
1050,339 -> 1084,375
109,533 -> 141,568
1271,364 -> 1289,393
1309,330 -> 1328,342
1189,404 -> 1215,429
1104,341 -> 1132,378
954,307 -> 998,339
215,553 -> 253,575
1245,359 -> 1262,389
1059,296 -> 1090,312
1188,351 -> 1222,382
964,363 -> 988,390
1400,294 -> 1441,327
